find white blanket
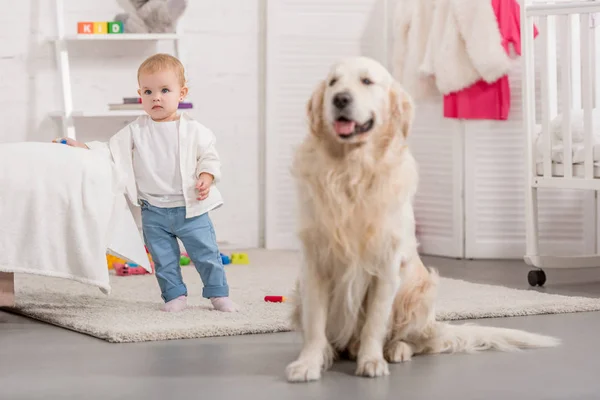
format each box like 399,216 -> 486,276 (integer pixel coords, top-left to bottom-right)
535,108 -> 600,164
0,142 -> 151,294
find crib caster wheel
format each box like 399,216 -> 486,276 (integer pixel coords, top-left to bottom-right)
528,269 -> 546,287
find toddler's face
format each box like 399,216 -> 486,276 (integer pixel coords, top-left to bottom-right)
138,69 -> 187,122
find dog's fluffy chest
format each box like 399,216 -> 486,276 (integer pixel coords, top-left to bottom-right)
297,157 -> 406,263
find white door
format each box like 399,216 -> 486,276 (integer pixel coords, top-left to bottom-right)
409,100 -> 465,258
264,0 -> 388,249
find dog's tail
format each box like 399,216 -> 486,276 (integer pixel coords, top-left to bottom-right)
425,322 -> 560,354
398,256 -> 560,355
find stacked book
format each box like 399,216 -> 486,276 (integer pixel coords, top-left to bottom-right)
108,97 -> 193,111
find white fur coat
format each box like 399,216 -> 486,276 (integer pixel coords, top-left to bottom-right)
393,0 -> 512,99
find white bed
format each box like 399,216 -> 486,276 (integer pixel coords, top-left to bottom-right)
0,142 -> 151,306
523,0 -> 600,286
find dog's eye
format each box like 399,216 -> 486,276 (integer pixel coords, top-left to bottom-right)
361,77 -> 373,85
329,78 -> 337,86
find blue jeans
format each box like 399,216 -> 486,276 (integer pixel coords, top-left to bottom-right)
140,201 -> 229,302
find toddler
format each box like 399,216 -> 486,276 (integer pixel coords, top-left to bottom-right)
56,53 -> 237,313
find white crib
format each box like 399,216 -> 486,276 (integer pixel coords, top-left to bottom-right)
522,0 -> 600,285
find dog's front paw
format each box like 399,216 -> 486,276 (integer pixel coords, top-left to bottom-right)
355,356 -> 389,378
385,341 -> 414,363
286,359 -> 322,382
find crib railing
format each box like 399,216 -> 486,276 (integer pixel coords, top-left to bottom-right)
522,0 -> 599,190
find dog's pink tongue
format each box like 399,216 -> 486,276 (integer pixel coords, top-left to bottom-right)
334,121 -> 356,136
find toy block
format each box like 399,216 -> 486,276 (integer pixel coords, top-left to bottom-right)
0,272 -> 14,307
220,253 -> 231,265
108,21 -> 124,34
77,22 -> 94,34
230,253 -> 249,264
93,22 -> 108,34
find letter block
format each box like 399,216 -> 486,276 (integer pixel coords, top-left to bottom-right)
93,22 -> 108,34
77,22 -> 94,34
108,21 -> 124,34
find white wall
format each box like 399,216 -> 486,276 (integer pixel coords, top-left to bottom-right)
0,0 -> 261,249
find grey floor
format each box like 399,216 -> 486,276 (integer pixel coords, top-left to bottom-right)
2,255 -> 600,400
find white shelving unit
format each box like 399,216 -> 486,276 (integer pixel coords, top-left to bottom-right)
52,0 -> 184,139
49,110 -> 147,118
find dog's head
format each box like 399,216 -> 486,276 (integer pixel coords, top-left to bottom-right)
306,57 -> 414,147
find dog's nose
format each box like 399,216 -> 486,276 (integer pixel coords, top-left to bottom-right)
333,92 -> 352,109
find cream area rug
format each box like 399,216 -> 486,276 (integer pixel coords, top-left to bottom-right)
6,250 -> 600,343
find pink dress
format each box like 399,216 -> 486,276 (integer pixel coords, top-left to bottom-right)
444,0 -> 538,120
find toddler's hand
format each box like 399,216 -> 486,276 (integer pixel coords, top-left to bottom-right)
52,137 -> 89,149
195,173 -> 214,201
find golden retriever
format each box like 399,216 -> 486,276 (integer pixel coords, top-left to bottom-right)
286,56 -> 559,382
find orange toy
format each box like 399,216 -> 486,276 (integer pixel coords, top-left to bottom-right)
77,22 -> 93,34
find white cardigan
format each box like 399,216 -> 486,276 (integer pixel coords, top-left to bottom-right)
393,0 -> 512,99
392,0 -> 439,100
86,112 -> 224,219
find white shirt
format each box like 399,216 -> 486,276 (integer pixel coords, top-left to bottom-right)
132,119 -> 185,208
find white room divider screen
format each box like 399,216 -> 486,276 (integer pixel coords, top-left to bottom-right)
264,0 -> 388,249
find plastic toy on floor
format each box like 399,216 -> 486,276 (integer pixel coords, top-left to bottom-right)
180,254 -> 191,265
175,251 -> 246,266
230,253 -> 249,264
264,295 -> 286,303
114,262 -> 153,276
106,254 -> 128,270
220,253 -> 230,265
110,246 -> 155,275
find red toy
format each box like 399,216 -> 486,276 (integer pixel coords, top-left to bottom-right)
264,295 -> 286,303
114,262 -> 153,276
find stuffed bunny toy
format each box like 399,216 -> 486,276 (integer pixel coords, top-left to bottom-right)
114,0 -> 188,33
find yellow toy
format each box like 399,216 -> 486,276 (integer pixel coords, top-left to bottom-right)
230,253 -> 249,264
106,254 -> 127,270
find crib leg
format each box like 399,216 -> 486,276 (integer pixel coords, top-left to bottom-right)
525,186 -> 545,285
0,272 -> 15,307
525,187 -> 540,257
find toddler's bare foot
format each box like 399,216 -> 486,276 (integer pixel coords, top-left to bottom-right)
161,295 -> 187,312
210,297 -> 238,312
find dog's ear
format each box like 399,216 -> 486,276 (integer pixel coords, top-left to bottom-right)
307,80 -> 326,136
390,81 -> 414,138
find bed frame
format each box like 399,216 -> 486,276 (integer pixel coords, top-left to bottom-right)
522,0 -> 600,285
0,272 -> 14,307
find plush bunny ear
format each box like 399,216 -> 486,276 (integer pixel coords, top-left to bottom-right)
116,0 -> 137,13
390,81 -> 414,138
130,0 -> 151,10
306,80 -> 326,136
167,0 -> 188,21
